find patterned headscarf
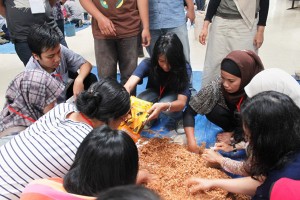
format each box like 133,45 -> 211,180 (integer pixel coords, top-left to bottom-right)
221,50 -> 264,105
0,70 -> 64,133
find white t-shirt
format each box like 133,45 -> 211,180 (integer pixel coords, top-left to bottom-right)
0,103 -> 93,199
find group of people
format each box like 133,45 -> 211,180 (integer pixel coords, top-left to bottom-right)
1,0 -> 300,199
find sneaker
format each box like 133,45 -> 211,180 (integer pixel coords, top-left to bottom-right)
0,37 -> 9,45
175,120 -> 185,134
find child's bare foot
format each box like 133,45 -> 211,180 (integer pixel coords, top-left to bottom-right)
216,132 -> 233,144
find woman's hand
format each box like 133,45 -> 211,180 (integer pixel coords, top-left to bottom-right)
147,103 -> 167,121
199,21 -> 210,45
214,142 -> 234,152
253,26 -> 265,49
202,149 -> 224,164
187,138 -> 200,154
186,177 -> 214,194
136,169 -> 157,184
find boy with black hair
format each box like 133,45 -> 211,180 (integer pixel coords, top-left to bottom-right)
26,23 -> 97,103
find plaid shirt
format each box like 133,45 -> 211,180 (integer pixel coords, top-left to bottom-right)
0,70 -> 64,134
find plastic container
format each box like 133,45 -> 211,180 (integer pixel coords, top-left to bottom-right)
65,23 -> 76,37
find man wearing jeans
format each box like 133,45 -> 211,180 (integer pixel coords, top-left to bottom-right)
147,0 -> 195,64
0,0 -> 67,66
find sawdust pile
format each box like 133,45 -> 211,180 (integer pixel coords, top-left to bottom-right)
139,138 -> 250,200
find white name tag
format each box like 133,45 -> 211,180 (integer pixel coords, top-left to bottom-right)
29,0 -> 46,14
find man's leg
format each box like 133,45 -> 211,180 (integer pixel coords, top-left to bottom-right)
118,36 -> 138,95
14,42 -> 32,66
94,38 -> 118,81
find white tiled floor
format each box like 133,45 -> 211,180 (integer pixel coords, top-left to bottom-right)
0,0 -> 299,109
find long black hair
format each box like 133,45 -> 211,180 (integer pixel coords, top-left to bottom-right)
76,78 -> 130,123
63,125 -> 139,196
150,32 -> 189,93
241,91 -> 300,178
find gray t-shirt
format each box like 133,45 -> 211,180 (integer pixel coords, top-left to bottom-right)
64,1 -> 83,21
216,0 -> 260,18
4,0 -> 63,42
25,45 -> 86,102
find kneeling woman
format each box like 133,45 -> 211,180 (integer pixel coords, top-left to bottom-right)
183,50 -> 264,153
125,32 -> 191,127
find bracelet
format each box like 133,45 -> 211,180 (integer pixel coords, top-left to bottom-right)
165,102 -> 172,112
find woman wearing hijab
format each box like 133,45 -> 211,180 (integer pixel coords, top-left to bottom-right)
0,70 -> 64,138
183,50 -> 264,153
199,0 -> 269,86
198,68 -> 300,178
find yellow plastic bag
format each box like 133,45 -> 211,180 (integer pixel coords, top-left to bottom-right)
118,96 -> 153,142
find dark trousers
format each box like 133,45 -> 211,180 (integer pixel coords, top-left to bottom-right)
66,71 -> 98,99
183,104 -> 235,132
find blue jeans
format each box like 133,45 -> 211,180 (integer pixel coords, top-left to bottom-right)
195,0 -> 205,10
137,88 -> 182,121
147,23 -> 190,63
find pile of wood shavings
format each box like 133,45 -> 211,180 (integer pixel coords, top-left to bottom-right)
139,138 -> 250,200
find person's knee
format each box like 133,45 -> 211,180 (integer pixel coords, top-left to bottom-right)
137,90 -> 158,102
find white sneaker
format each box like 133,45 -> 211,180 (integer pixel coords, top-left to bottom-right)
175,120 -> 185,134
0,37 -> 9,45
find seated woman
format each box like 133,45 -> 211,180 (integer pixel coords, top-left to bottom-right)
20,125 -> 151,199
270,178 -> 300,200
0,79 -> 131,199
0,70 -> 64,138
125,32 -> 191,128
186,91 -> 300,199
201,68 -> 300,177
183,50 -> 264,153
